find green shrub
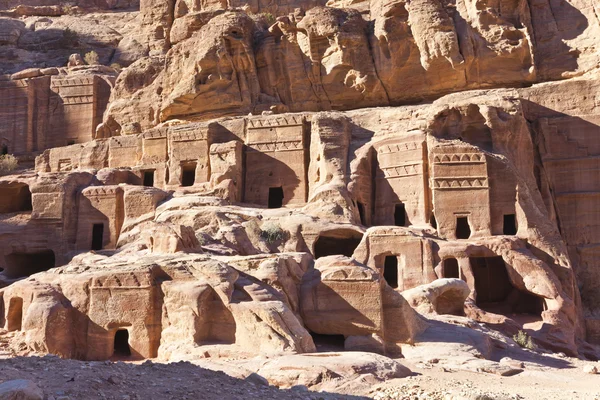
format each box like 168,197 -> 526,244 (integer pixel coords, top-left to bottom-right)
260,223 -> 284,243
0,154 -> 18,176
84,50 -> 99,65
513,330 -> 535,350
262,12 -> 275,25
62,4 -> 77,15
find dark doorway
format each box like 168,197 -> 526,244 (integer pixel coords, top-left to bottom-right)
394,203 -> 406,226
357,202 -> 366,225
91,224 -> 104,250
309,332 -> 345,352
456,216 -> 471,239
430,212 -> 437,229
268,187 -> 284,208
384,256 -> 399,288
503,214 -> 517,235
181,163 -> 196,187
113,329 -> 131,357
443,258 -> 460,279
470,256 -> 513,304
142,170 -> 155,187
1,144 -> 7,155
21,187 -> 32,211
3,250 -> 56,279
314,234 -> 362,259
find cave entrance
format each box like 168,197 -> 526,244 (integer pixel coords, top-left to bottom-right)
443,258 -> 460,279
3,250 -> 56,279
6,297 -> 23,331
471,257 -> 512,304
268,187 -> 284,209
357,202 -> 366,225
113,329 -> 131,357
471,256 -> 545,318
0,183 -> 32,214
456,216 -> 471,239
91,224 -> 104,251
313,231 -> 362,259
180,162 -> 196,187
309,332 -> 345,352
384,256 -> 398,288
503,214 -> 517,235
394,204 -> 406,227
142,170 -> 155,187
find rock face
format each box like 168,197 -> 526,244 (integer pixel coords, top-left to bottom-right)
0,0 -> 600,379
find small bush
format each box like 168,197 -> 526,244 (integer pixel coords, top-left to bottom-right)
513,330 -> 535,350
84,50 -> 99,65
110,62 -> 122,71
195,232 -> 208,246
260,223 -> 284,244
62,5 -> 77,15
0,154 -> 18,176
262,12 -> 275,25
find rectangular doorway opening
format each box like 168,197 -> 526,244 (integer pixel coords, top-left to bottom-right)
384,256 -> 398,289
113,329 -> 131,357
91,223 -> 104,250
142,170 -> 155,187
357,202 -> 366,225
394,203 -> 406,226
443,258 -> 460,278
503,214 -> 517,235
456,216 -> 471,239
470,256 -> 512,304
268,187 -> 284,208
180,162 -> 196,187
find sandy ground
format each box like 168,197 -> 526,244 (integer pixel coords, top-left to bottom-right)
0,355 -> 370,400
371,357 -> 600,400
0,351 -> 597,400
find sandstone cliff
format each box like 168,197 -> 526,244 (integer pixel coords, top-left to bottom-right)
0,0 -> 599,395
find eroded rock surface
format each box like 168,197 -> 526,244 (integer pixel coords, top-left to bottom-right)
1,0 -> 600,396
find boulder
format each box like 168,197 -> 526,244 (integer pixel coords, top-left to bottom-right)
401,278 -> 470,316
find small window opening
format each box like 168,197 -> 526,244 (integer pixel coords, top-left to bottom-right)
91,224 -> 104,250
181,163 -> 196,187
142,170 -> 155,187
357,202 -> 366,225
113,329 -> 131,357
456,216 -> 471,239
503,214 -> 517,235
443,258 -> 460,279
394,203 -> 406,226
268,187 -> 284,209
384,256 -> 398,288
67,140 -> 75,146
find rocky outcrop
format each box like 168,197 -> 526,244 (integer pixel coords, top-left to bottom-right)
1,0 -> 600,390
